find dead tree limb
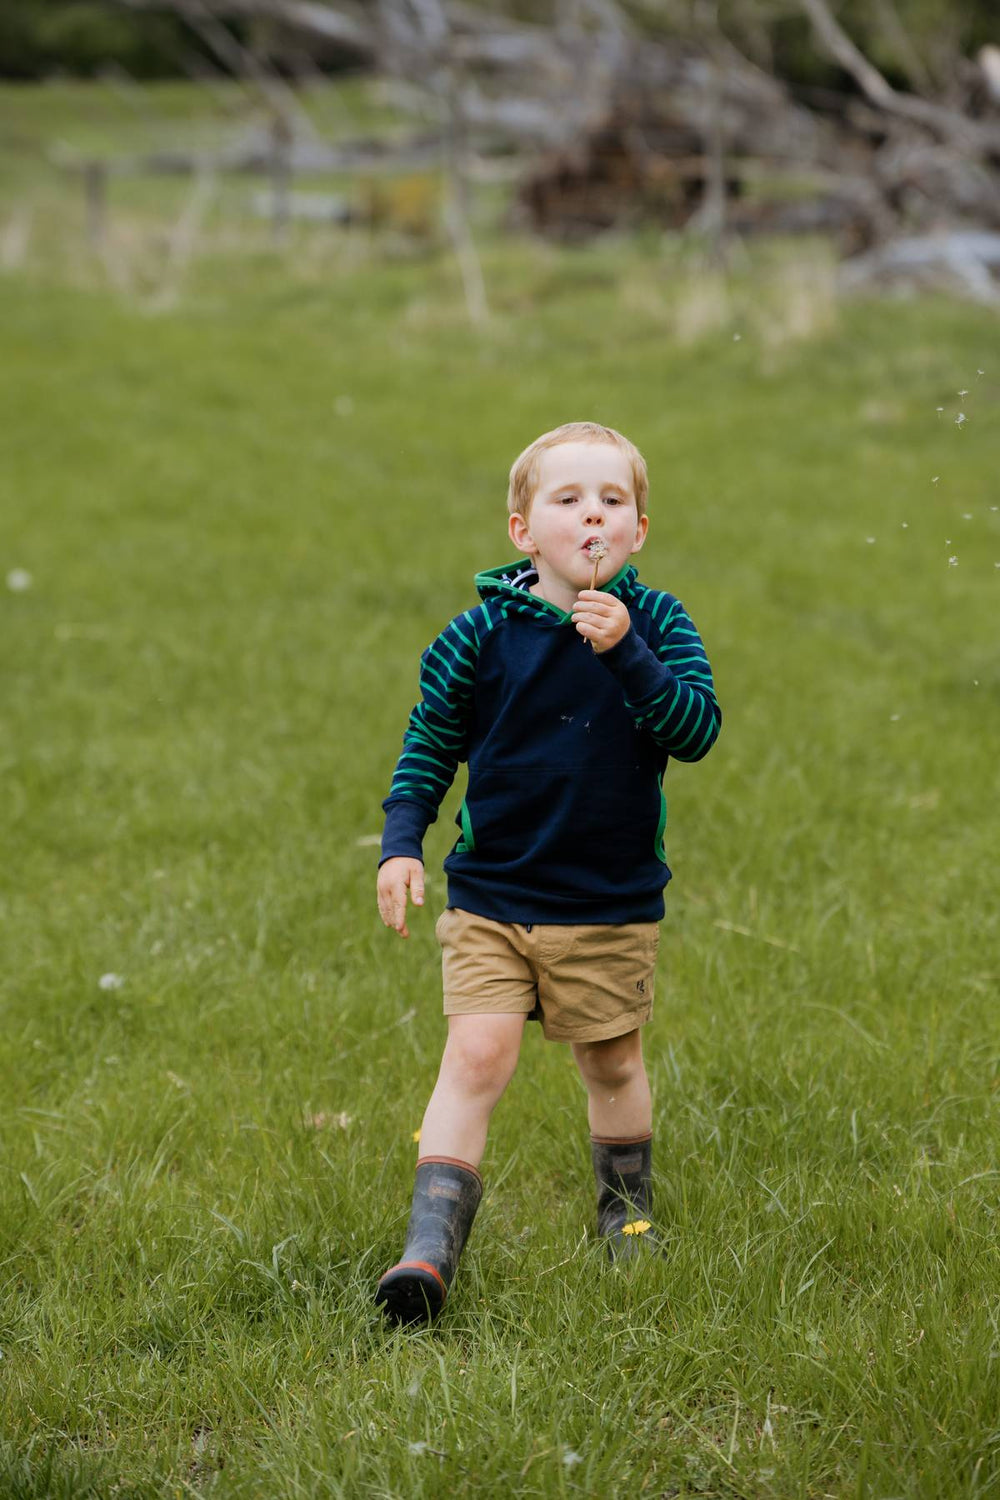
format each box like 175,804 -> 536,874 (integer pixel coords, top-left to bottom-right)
839,231 -> 1000,303
149,159 -> 218,309
183,0 -> 319,138
798,0 -> 1000,156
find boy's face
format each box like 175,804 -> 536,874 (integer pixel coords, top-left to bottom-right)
508,440 -> 648,605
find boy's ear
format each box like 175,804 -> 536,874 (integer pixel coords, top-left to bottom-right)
631,514 -> 649,554
509,511 -> 535,553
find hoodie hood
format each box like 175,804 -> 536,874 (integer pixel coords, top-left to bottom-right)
474,559 -> 641,623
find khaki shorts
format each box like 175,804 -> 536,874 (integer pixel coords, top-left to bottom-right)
435,906 -> 659,1043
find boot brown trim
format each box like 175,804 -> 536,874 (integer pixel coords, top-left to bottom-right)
416,1155 -> 483,1188
590,1131 -> 653,1146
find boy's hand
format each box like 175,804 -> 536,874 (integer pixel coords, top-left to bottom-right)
572,590 -> 631,654
377,856 -> 425,939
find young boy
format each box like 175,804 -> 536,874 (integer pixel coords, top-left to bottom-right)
375,421 -> 721,1326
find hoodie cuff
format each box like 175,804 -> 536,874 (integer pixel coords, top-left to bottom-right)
380,800 -> 432,866
597,625 -> 672,702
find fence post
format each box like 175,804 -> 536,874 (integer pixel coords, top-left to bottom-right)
84,160 -> 108,250
269,113 -> 292,246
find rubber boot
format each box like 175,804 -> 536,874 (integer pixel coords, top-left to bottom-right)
376,1156 -> 483,1325
590,1133 -> 659,1262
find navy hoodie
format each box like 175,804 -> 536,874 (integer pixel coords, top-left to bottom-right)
381,560 -> 721,924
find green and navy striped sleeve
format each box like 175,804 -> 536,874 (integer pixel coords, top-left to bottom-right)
380,608 -> 487,863
599,593 -> 721,761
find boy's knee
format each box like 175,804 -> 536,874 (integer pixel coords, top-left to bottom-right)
445,1031 -> 518,1096
576,1033 -> 641,1091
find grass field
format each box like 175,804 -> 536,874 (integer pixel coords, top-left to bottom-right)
2,82 -> 1000,1500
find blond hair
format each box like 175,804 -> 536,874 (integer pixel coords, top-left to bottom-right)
507,422 -> 649,520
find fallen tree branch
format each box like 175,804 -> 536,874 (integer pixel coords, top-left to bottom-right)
839,231 -> 1000,302
798,0 -> 1000,156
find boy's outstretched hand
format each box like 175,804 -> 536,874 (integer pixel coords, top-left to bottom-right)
571,590 -> 631,654
377,856 -> 425,939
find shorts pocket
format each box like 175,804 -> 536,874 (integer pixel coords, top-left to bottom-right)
434,907 -> 455,945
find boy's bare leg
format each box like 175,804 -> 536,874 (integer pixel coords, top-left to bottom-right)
574,1029 -> 659,1258
571,1028 -> 651,1139
418,1012 -> 527,1168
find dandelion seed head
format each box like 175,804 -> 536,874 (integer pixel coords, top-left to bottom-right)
408,1441 -> 429,1456
977,369 -> 984,375
948,556 -> 958,567
733,332 -> 741,341
6,569 -> 32,592
890,714 -> 900,722
955,412 -> 967,426
931,476 -> 939,484
963,513 -> 973,520
935,407 -> 944,413
562,1450 -> 584,1469
866,537 -> 876,544
901,522 -> 909,529
98,972 -> 124,991
958,389 -> 969,397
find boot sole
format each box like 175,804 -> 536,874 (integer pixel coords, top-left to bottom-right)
603,1232 -> 666,1263
375,1261 -> 447,1326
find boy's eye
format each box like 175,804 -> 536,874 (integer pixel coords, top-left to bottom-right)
557,495 -> 623,504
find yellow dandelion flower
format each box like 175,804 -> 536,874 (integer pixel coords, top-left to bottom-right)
622,1219 -> 652,1236
412,1128 -> 421,1143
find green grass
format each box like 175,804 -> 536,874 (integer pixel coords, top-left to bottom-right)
2,84 -> 1000,1500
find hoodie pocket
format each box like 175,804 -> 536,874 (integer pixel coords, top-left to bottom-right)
450,765 -> 663,888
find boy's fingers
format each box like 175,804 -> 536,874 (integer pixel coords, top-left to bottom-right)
395,884 -> 409,936
377,863 -> 422,933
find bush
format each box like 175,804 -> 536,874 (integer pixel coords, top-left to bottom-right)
0,1 -> 188,80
